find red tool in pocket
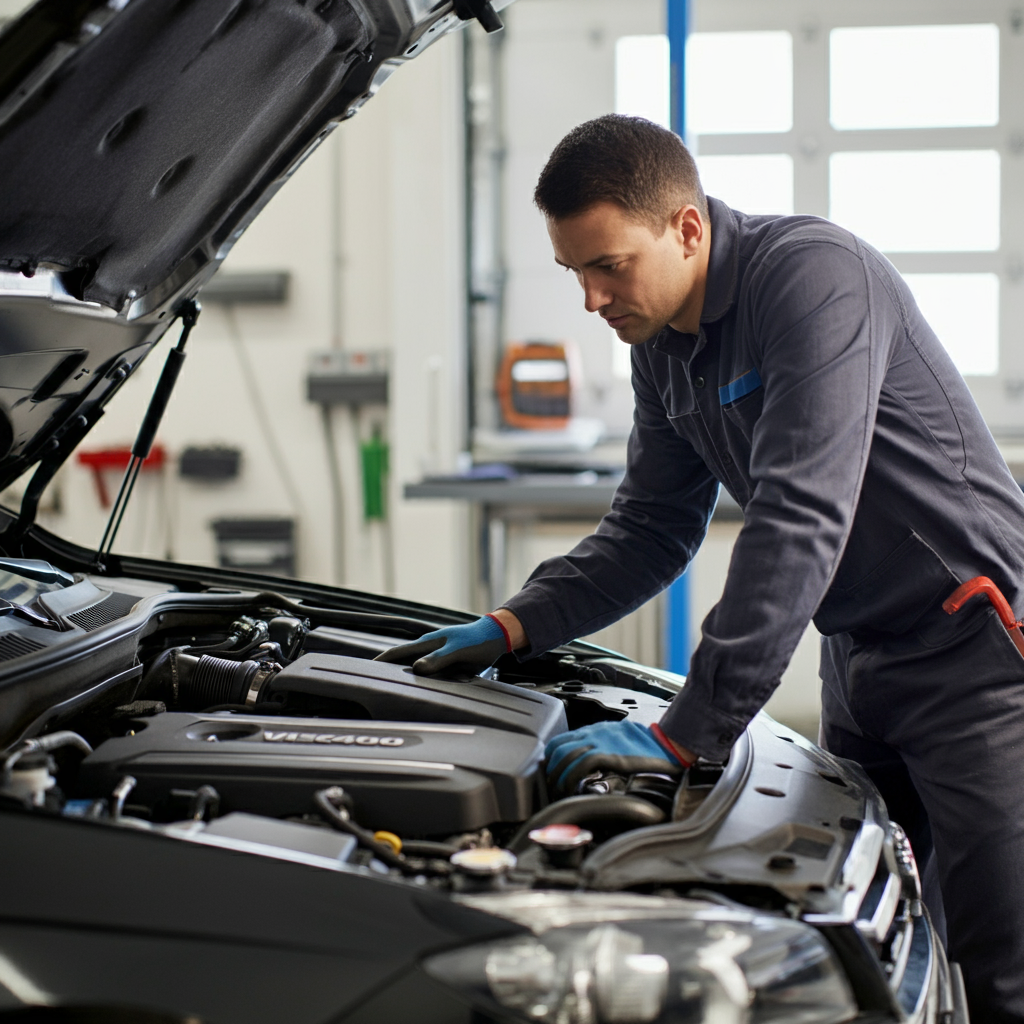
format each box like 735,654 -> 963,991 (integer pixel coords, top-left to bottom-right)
943,576 -> 1024,659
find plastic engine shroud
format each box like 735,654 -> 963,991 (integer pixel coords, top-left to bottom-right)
78,660 -> 568,834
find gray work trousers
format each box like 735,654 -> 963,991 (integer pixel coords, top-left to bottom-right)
820,600 -> 1024,1023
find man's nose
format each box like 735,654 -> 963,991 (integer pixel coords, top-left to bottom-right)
583,277 -> 612,314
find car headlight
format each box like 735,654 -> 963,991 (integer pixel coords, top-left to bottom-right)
423,894 -> 857,1024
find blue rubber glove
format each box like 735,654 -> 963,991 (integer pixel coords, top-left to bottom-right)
375,614 -> 512,676
545,720 -> 687,797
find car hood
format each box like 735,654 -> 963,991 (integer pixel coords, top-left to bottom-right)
0,0 -> 501,495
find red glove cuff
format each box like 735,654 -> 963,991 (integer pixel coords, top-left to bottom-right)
651,723 -> 695,767
485,613 -> 513,653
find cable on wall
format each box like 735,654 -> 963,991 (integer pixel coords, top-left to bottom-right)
224,305 -> 309,527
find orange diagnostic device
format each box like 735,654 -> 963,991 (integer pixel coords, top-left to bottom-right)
497,342 -> 573,430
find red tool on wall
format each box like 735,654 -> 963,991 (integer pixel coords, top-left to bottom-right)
943,575 -> 1024,660
77,445 -> 167,508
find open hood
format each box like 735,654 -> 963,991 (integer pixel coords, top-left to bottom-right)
0,0 -> 502,499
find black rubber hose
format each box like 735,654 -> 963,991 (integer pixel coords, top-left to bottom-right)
508,794 -> 666,853
314,788 -> 412,872
401,839 -> 459,858
141,649 -> 261,707
250,592 -> 441,641
188,655 -> 260,707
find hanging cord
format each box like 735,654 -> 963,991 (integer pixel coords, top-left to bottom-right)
320,403 -> 346,585
381,471 -> 396,594
96,301 -> 200,569
225,305 -> 309,525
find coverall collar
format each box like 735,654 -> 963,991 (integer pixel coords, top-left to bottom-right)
699,197 -> 740,325
651,196 -> 739,361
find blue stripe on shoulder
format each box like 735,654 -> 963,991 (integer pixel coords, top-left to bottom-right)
718,367 -> 762,406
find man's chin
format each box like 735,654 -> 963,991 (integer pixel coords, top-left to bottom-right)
613,321 -> 659,346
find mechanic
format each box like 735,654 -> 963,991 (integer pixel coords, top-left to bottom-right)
379,114 -> 1024,1022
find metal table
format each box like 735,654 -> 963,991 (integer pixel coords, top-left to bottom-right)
405,473 -> 620,607
404,473 -> 741,609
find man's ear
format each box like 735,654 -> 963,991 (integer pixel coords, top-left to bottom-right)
672,204 -> 705,255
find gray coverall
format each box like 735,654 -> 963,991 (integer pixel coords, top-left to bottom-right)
503,197 -> 1024,1021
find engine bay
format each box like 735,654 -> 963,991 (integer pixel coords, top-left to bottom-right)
0,564 -> 892,901
0,560 -> 949,1016
0,570 -> 691,874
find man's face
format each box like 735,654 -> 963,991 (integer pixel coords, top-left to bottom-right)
547,201 -> 706,345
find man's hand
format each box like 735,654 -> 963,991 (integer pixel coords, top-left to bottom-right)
545,721 -> 695,798
375,612 -> 519,676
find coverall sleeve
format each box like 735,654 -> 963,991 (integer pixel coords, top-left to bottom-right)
500,350 -> 719,655
660,238 -> 890,761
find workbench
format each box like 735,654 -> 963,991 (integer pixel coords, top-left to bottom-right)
404,472 -> 741,609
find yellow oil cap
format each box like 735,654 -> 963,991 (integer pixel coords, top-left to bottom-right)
373,830 -> 402,854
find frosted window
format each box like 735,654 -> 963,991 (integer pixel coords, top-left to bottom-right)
903,273 -> 999,376
611,329 -> 632,380
686,32 -> 793,134
831,25 -> 999,130
829,150 -> 1000,252
697,154 -> 794,215
615,35 -> 670,129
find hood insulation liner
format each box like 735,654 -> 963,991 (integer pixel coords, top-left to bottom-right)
0,0 -> 378,311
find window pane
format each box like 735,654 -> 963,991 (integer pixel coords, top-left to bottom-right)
697,154 -> 794,215
829,150 -> 999,252
686,32 -> 792,134
831,25 -> 999,130
615,35 -> 670,129
903,273 -> 999,376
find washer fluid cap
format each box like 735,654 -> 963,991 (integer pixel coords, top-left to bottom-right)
450,847 -> 517,876
528,823 -> 594,850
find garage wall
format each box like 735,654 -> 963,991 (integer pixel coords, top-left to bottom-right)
338,35 -> 470,610
501,0 -> 663,438
6,23 -> 471,612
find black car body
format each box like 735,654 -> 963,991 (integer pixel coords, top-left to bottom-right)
0,1 -> 968,1021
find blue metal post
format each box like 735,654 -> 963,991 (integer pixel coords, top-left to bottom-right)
664,0 -> 692,674
666,571 -> 691,674
667,0 -> 688,140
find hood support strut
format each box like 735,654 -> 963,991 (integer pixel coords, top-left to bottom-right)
95,300 -> 200,570
0,299 -> 201,559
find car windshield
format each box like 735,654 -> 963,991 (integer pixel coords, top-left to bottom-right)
0,569 -> 59,605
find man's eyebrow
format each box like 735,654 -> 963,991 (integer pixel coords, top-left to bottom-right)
554,253 -> 624,269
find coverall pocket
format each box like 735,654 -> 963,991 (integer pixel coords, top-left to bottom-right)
815,531 -> 959,638
721,387 -> 764,437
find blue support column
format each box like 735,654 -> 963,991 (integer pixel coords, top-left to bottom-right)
667,0 -> 688,140
664,0 -> 692,675
666,571 -> 691,674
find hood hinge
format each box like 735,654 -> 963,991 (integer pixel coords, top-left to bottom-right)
453,0 -> 503,33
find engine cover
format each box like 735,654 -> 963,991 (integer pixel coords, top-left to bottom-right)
78,712 -> 548,835
264,653 -> 567,740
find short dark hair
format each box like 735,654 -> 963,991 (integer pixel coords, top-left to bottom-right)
534,114 -> 708,231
